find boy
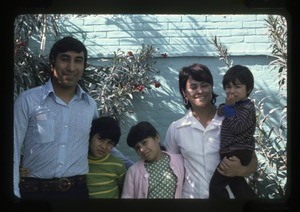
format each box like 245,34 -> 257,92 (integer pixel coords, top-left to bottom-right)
19,116 -> 127,198
209,65 -> 257,199
87,116 -> 127,198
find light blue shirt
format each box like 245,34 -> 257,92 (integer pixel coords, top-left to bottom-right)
14,78 -> 98,198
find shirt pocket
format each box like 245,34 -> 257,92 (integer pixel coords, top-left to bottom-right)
35,113 -> 55,143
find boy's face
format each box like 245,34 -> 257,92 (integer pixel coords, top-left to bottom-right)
225,79 -> 248,103
89,133 -> 115,159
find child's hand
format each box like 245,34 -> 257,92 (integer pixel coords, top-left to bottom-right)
225,92 -> 238,105
19,166 -> 30,178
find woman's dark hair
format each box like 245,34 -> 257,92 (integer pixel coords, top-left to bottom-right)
89,116 -> 121,146
179,63 -> 218,109
127,121 -> 158,148
49,36 -> 88,68
222,65 -> 254,97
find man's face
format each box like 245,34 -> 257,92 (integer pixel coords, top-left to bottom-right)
51,51 -> 85,89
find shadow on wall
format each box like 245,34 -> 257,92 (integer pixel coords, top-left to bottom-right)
116,56 -> 284,162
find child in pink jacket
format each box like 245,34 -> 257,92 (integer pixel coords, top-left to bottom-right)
121,121 -> 185,198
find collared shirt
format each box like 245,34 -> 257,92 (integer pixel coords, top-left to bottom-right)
14,78 -> 98,198
164,109 -> 224,198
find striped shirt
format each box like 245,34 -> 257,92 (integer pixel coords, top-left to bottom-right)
218,98 -> 256,154
87,153 -> 127,198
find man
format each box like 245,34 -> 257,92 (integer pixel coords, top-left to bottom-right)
14,36 -> 133,199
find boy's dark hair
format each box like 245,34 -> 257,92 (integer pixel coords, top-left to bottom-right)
222,65 -> 254,96
127,121 -> 158,148
49,36 -> 88,68
90,116 -> 121,146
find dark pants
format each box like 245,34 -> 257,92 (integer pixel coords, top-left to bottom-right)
20,175 -> 89,199
209,149 -> 257,199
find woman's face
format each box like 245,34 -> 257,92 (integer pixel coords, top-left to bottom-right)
183,76 -> 213,109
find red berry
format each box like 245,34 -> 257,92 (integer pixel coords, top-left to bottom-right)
154,82 -> 161,88
137,85 -> 143,92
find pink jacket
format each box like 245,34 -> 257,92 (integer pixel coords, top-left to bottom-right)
121,151 -> 185,198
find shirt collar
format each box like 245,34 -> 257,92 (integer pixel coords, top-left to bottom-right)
177,109 -> 223,129
88,153 -> 110,162
41,78 -> 91,105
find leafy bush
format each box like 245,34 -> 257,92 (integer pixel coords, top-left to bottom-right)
79,45 -> 161,121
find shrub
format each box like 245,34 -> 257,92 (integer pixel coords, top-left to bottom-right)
80,45 -> 161,121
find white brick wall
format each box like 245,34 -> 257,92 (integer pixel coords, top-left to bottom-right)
37,14 -> 273,58
30,14 -> 286,162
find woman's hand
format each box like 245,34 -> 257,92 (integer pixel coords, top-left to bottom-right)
217,152 -> 257,177
217,156 -> 242,177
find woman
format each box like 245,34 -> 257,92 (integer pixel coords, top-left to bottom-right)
164,63 -> 257,199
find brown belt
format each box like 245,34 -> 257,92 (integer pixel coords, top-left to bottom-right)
20,175 -> 86,192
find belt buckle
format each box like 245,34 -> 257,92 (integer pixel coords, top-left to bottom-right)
58,178 -> 71,191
